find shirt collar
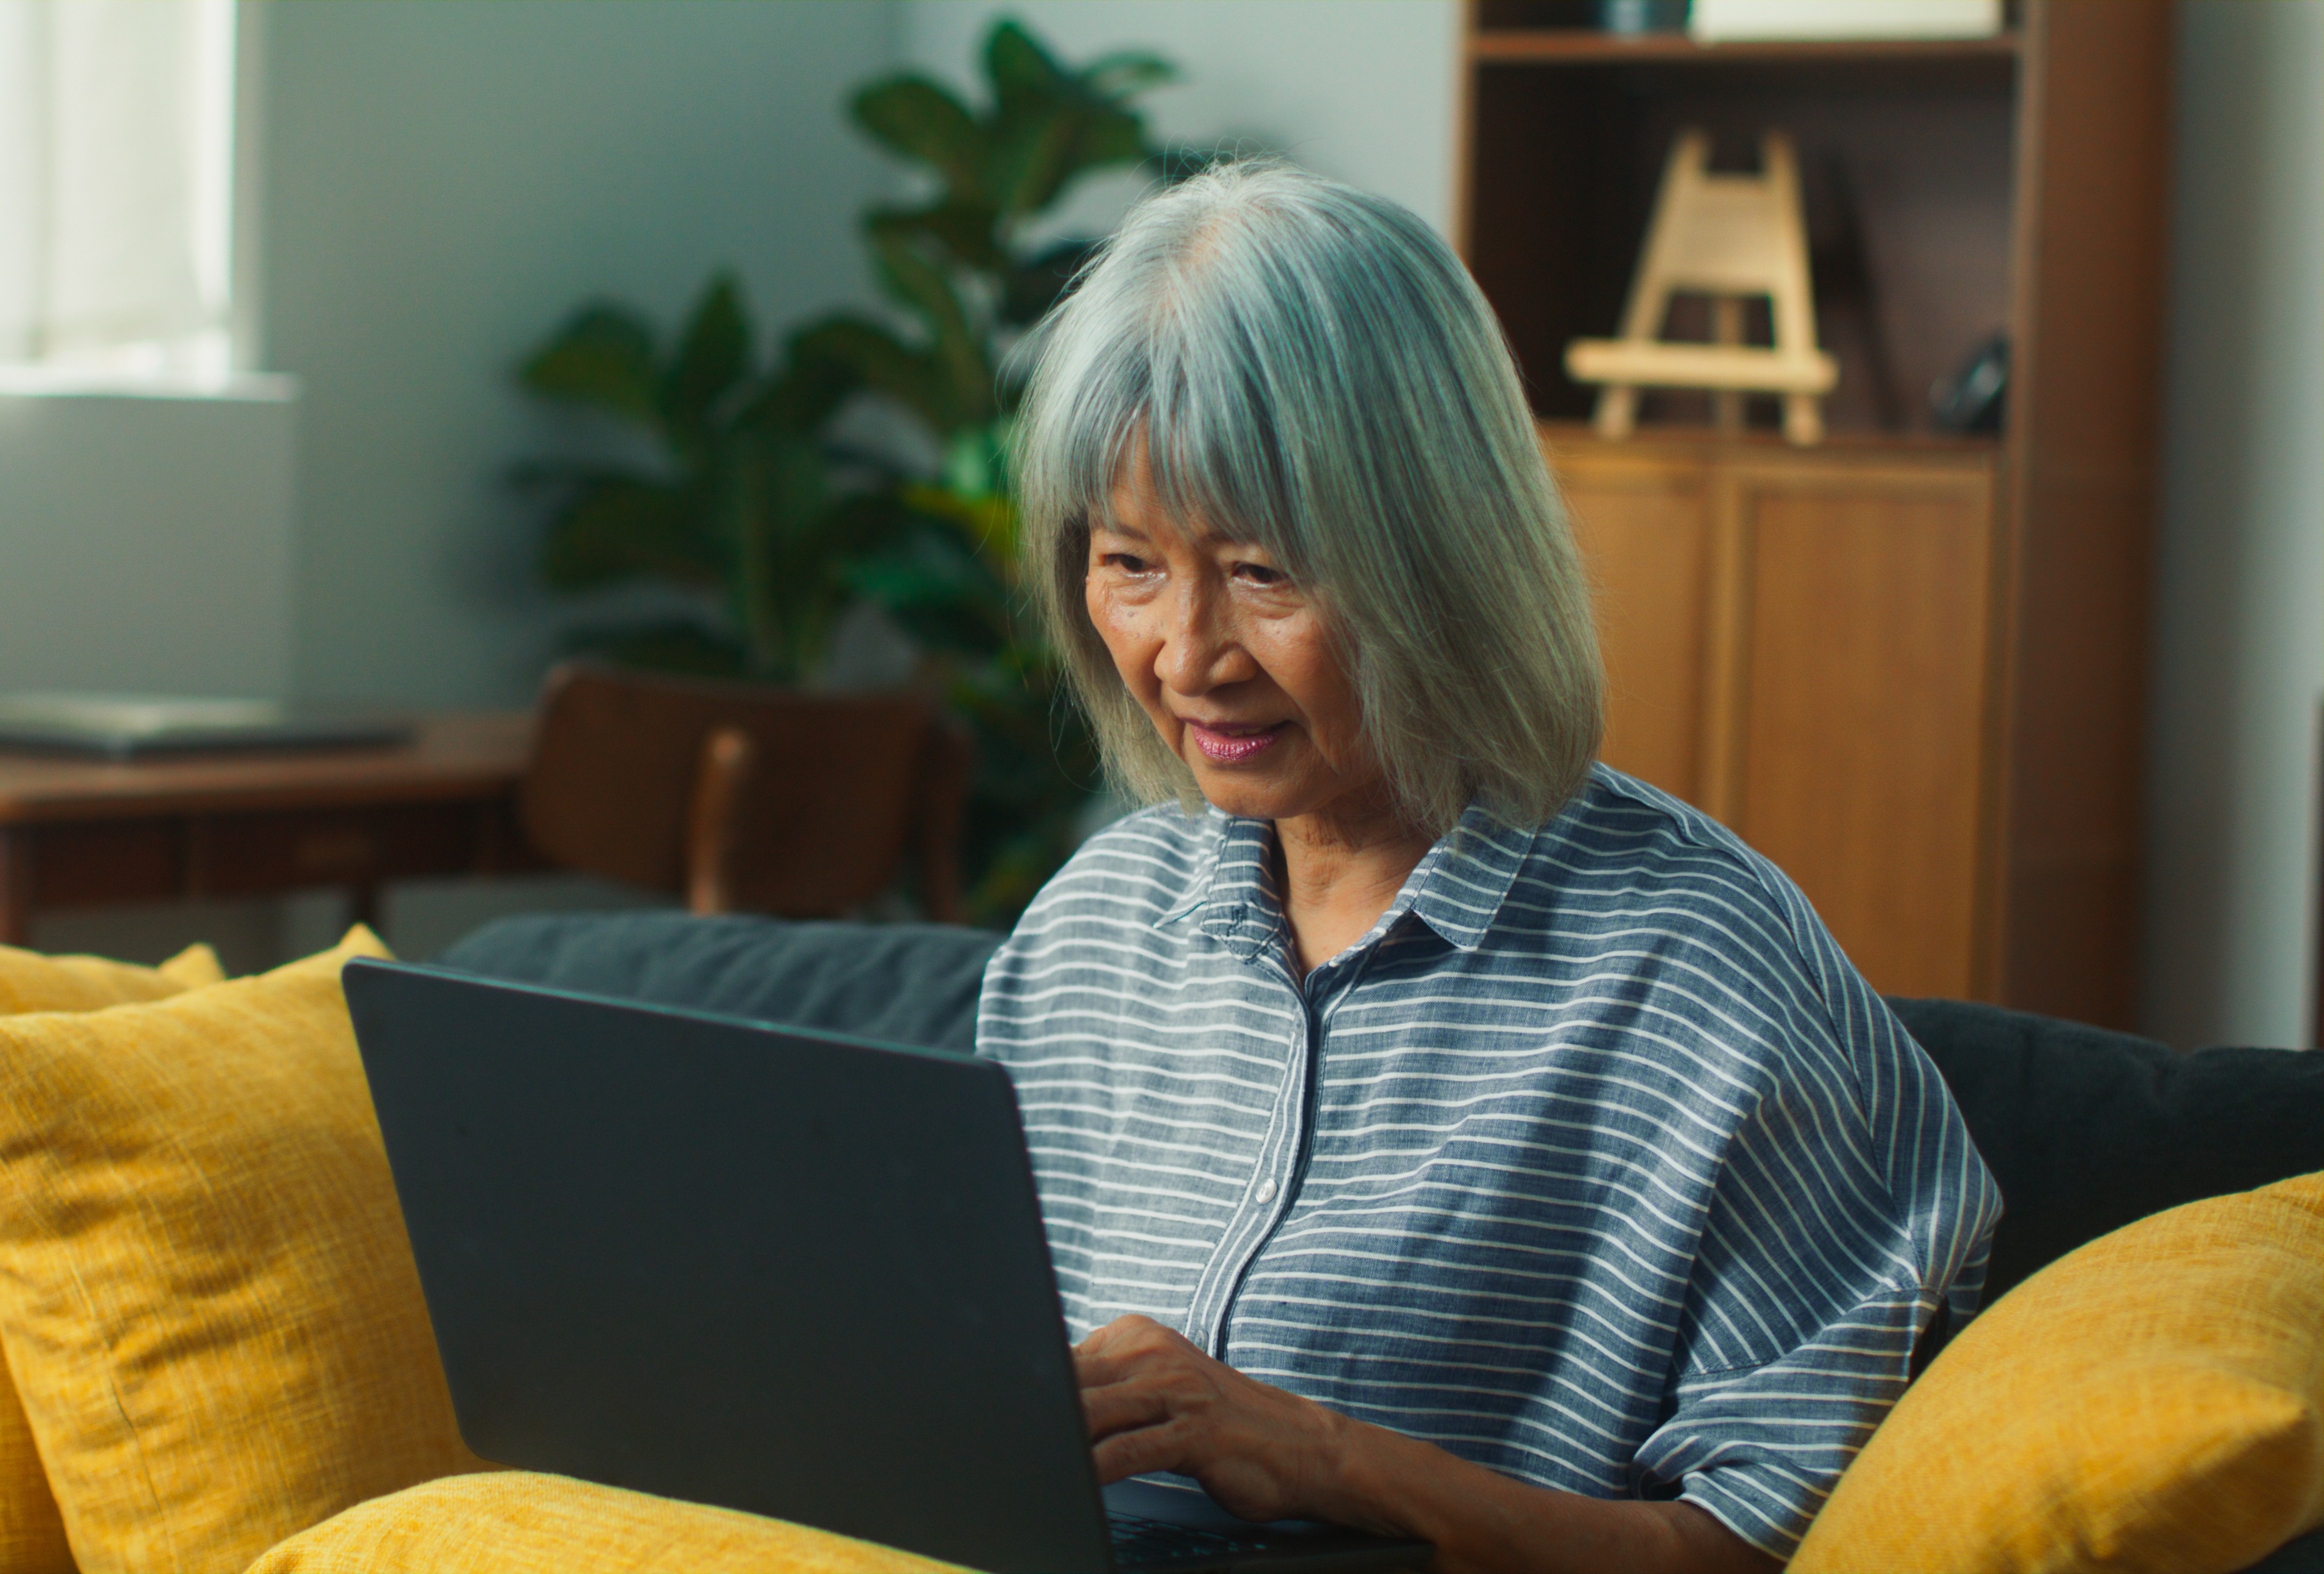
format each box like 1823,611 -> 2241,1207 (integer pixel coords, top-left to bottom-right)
1157,801 -> 1534,962
1160,814 -> 1282,962
1396,803 -> 1533,953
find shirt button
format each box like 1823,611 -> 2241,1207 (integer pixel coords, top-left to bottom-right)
1254,1177 -> 1279,1205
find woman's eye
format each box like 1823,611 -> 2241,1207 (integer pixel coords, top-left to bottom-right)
1235,562 -> 1285,586
1101,552 -> 1149,574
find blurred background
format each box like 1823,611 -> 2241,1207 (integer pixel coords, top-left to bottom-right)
0,0 -> 2314,1051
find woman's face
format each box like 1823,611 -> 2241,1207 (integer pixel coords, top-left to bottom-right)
1085,451 -> 1383,831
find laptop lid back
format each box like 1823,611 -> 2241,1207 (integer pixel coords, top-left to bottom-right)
344,959 -> 1112,1574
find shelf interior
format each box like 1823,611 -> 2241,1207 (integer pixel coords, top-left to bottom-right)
1463,43 -> 2019,437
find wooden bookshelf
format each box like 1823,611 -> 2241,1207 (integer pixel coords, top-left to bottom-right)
1468,31 -> 2021,65
1462,1 -> 2173,1027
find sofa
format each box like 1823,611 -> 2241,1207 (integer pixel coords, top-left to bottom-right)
0,911 -> 2316,1573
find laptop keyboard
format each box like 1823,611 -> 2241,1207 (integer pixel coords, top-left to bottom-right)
1109,1509 -> 1282,1568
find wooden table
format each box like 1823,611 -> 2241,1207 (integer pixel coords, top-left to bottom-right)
0,712 -> 543,947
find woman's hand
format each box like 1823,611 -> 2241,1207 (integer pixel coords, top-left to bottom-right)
1074,1314 -> 1779,1574
1073,1314 -> 1356,1524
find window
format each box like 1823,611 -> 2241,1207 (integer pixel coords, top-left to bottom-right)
0,0 -> 239,384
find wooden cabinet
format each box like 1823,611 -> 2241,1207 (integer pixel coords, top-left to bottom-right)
1465,3 -> 2173,1026
1552,427 -> 1996,998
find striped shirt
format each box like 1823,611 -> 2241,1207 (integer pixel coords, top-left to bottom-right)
975,765 -> 2000,1557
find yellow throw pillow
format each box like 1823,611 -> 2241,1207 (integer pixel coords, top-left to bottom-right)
247,1471 -> 970,1574
0,941 -> 222,1014
0,928 -> 493,1574
0,1347 -> 69,1574
0,937 -> 222,1574
1792,1171 -> 2324,1574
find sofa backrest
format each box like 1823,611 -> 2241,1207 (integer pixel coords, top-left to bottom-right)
1887,997 -> 2323,1305
441,915 -> 2322,1313
439,912 -> 1002,1055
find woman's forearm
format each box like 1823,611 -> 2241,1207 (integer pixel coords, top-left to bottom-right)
1320,1412 -> 1779,1574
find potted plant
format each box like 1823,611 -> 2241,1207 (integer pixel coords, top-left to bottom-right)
513,19 -> 1178,924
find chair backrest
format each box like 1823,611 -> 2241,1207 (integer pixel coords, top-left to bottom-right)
518,662 -> 970,923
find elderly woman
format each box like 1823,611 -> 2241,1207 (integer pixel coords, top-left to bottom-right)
976,161 -> 1998,1574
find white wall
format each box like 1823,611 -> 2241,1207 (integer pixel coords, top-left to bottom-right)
897,0 -> 1464,241
0,387 -> 295,697
263,0 -> 899,709
2140,0 -> 2324,1048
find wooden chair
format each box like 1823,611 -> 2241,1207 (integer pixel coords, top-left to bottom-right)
518,662 -> 971,923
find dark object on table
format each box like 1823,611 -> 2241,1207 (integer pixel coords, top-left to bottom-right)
1600,0 -> 1691,32
519,661 -> 972,923
0,692 -> 412,761
1929,333 -> 2010,434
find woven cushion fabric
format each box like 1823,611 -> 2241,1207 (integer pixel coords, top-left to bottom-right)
1790,1171 -> 2324,1574
0,929 -> 492,1574
0,939 -> 223,1574
1888,996 -> 2324,1304
0,941 -> 222,1013
0,1350 -> 68,1574
439,912 -> 1003,1053
246,1471 -> 970,1574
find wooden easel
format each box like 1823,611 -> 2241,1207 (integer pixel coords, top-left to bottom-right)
1566,130 -> 1837,445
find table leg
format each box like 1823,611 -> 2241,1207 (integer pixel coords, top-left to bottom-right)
0,827 -> 33,948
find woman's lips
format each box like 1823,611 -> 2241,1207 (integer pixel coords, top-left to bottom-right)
1186,720 -> 1286,764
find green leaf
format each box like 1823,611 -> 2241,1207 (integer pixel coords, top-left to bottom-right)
793,314 -> 961,435
848,503 -> 1017,657
852,76 -> 987,198
660,273 -> 754,451
988,103 -> 1148,219
540,479 -> 722,591
1077,105 -> 1149,169
986,20 -> 1069,97
517,305 -> 658,425
870,235 -> 994,429
737,333 -> 858,436
867,200 -> 1007,273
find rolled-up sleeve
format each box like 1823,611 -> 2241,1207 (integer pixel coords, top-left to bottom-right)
1634,904 -> 2001,1557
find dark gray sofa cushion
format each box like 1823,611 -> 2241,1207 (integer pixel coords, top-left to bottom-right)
1887,997 -> 2324,1306
439,920 -> 2323,1307
437,911 -> 1004,1054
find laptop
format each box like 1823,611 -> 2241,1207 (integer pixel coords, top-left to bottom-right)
342,960 -> 1431,1574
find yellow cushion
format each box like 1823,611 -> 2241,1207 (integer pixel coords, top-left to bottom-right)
0,1347 -> 69,1574
0,929 -> 493,1574
1791,1171 -> 2324,1574
0,938 -> 222,1574
0,941 -> 222,1013
247,1471 -> 971,1574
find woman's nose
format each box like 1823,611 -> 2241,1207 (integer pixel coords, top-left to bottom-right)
1155,585 -> 1252,695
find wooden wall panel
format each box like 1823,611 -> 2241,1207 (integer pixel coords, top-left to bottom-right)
1559,454 -> 1714,803
1732,475 -> 1996,998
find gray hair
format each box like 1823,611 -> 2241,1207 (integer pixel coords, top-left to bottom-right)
1011,160 -> 1603,835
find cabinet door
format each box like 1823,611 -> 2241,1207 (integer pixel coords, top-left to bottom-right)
1555,450 -> 1714,804
1727,468 -> 1997,999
